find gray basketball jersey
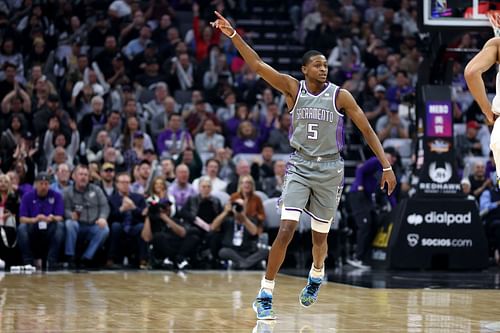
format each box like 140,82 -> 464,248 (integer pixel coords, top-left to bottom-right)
289,81 -> 344,156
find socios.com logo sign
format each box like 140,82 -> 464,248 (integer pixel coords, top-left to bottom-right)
407,234 -> 419,247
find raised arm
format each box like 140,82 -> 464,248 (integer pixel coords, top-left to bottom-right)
339,89 -> 397,195
464,37 -> 500,124
211,11 -> 299,107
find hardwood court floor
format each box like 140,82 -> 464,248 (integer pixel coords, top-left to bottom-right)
0,270 -> 500,332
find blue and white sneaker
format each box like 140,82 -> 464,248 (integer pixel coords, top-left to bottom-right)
252,289 -> 276,320
299,275 -> 322,307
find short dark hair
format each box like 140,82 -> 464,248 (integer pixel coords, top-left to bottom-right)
302,50 -> 323,66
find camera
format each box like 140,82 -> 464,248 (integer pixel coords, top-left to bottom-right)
232,202 -> 244,213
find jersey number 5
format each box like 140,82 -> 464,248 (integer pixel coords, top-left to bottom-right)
307,123 -> 318,140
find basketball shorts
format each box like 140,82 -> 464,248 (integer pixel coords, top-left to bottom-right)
280,152 -> 344,233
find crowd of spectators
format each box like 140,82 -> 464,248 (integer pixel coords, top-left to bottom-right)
0,0 -> 497,271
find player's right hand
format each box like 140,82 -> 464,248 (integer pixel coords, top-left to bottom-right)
210,11 -> 235,38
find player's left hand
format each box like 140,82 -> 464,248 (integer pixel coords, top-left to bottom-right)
380,169 -> 397,196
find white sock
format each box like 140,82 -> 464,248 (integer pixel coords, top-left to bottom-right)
260,278 -> 275,294
310,263 -> 324,279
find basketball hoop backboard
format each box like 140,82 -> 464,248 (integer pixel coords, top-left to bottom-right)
419,0 -> 498,31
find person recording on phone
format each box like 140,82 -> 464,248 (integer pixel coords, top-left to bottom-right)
211,175 -> 268,269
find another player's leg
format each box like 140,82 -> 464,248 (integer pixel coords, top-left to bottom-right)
299,222 -> 328,307
253,218 -> 297,320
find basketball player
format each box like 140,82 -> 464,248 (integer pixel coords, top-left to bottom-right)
211,11 -> 397,320
465,37 -> 500,186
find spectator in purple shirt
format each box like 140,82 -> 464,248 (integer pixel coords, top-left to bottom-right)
385,70 -> 414,113
18,172 -> 65,270
168,164 -> 196,210
156,113 -> 193,159
231,120 -> 266,155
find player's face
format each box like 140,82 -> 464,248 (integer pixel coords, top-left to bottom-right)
303,55 -> 328,83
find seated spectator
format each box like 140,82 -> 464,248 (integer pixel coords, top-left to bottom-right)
98,162 -> 117,197
479,183 -> 500,266
130,160 -> 152,196
0,113 -> 27,172
43,118 -> 80,171
456,120 -> 488,169
215,91 -> 236,122
148,176 -> 177,217
107,172 -> 147,269
156,113 -> 193,160
215,147 -> 236,184
141,197 -> 187,269
251,144 -> 276,186
168,164 -> 196,210
86,130 -> 112,164
136,57 -> 168,88
175,148 -> 203,182
88,110 -> 122,148
224,103 -> 250,142
64,165 -> 110,268
469,160 -> 491,200
78,96 -> 107,144
50,163 -> 73,194
179,176 -> 224,268
156,158 -> 176,184
150,96 -> 181,141
227,159 -> 253,195
232,120 -> 266,155
375,105 -> 409,142
18,172 -> 65,270
193,159 -> 228,194
123,131 -> 148,171
211,175 -> 268,269
229,175 -> 266,226
267,113 -> 293,154
1,83 -> 31,118
0,174 -> 20,268
185,100 -> 221,137
261,160 -> 287,198
194,118 -> 225,161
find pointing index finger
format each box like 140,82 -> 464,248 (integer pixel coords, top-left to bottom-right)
214,11 -> 224,20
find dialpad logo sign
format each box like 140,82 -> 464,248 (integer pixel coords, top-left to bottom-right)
407,212 -> 471,226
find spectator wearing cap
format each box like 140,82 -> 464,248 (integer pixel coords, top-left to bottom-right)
64,164 -> 110,268
50,163 -> 73,194
18,172 -> 65,270
107,172 -> 147,269
130,160 -> 152,196
88,14 -> 113,51
33,93 -> 71,138
455,120 -> 488,169
98,162 -> 117,197
136,57 -> 168,88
